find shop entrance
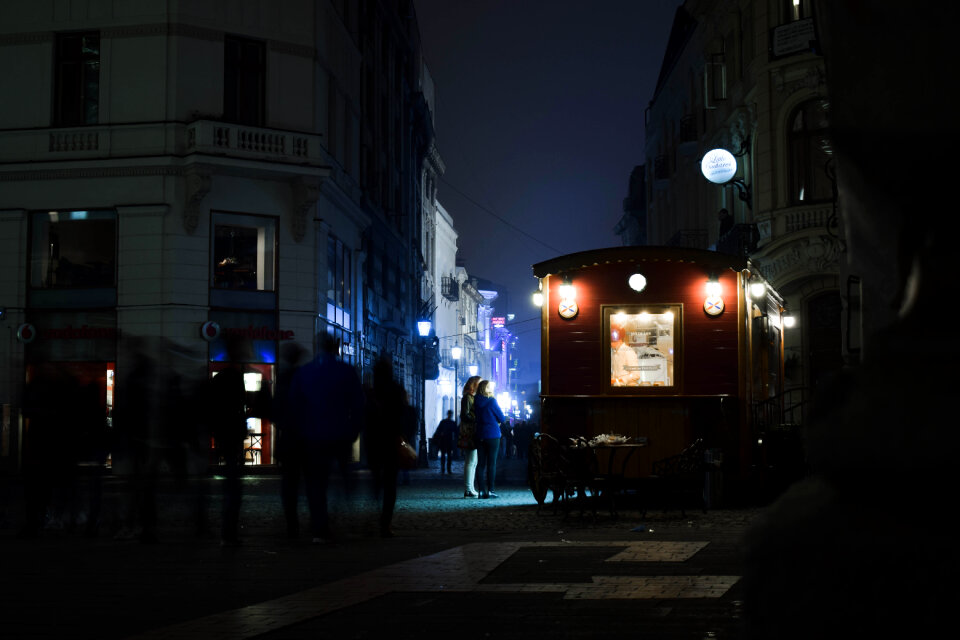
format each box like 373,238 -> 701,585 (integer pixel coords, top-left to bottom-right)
208,362 -> 274,466
23,361 -> 114,466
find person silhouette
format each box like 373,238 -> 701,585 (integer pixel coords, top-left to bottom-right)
434,410 -> 457,474
274,342 -> 308,539
742,3 -> 960,638
287,334 -> 365,543
208,335 -> 248,546
364,357 -> 407,537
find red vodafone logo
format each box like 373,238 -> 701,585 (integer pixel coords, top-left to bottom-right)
16,323 -> 36,343
200,321 -> 221,341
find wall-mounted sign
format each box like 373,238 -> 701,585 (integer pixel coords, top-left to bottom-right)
558,300 -> 579,319
491,316 -> 506,328
16,323 -> 119,342
43,325 -> 119,339
703,296 -> 725,316
201,321 -> 221,341
16,323 -> 36,344
701,148 -> 737,184
222,325 -> 295,341
772,18 -> 817,59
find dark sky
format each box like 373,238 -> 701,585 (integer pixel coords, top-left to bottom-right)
414,0 -> 682,385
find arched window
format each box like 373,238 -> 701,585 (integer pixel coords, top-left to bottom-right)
788,99 -> 833,205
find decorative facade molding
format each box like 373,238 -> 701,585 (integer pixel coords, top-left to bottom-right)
0,23 -> 315,59
773,64 -> 826,95
291,176 -> 320,242
183,168 -> 211,234
729,105 -> 755,154
0,166 -> 183,182
752,233 -> 841,286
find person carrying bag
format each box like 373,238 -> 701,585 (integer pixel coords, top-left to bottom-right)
458,376 -> 482,497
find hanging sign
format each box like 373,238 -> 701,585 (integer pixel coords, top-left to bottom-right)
701,148 -> 737,184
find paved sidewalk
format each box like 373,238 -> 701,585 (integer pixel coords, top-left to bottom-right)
1,457 -> 761,639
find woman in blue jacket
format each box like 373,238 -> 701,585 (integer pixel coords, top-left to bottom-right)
473,379 -> 505,499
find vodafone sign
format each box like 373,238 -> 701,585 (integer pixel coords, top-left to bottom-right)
700,148 -> 737,184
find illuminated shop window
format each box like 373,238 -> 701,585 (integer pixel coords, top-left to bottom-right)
326,234 -> 352,330
30,210 -> 116,288
212,212 -> 276,291
604,305 -> 681,393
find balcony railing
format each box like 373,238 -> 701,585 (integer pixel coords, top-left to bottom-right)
186,120 -> 324,166
752,386 -> 809,432
666,228 -> 708,250
717,223 -> 759,257
0,120 -> 326,167
441,275 -> 459,301
756,203 -> 834,247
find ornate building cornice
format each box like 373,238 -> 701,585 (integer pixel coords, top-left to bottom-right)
0,165 -> 184,182
0,23 -> 315,59
751,232 -> 841,286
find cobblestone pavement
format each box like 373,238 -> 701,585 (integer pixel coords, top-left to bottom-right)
1,457 -> 762,639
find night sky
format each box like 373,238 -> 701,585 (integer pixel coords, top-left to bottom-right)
414,0 -> 682,385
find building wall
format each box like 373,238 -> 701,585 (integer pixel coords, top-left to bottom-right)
637,0 -> 843,398
543,259 -> 740,397
0,0 -> 433,471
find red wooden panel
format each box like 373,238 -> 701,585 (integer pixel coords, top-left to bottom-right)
546,260 -> 740,396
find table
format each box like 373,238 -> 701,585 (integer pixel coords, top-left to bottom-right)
575,438 -> 648,517
591,440 -> 648,478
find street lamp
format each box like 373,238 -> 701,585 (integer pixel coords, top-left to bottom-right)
417,320 -> 432,337
451,345 -> 461,415
417,319 -> 432,467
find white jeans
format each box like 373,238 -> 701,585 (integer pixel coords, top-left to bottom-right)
462,448 -> 478,493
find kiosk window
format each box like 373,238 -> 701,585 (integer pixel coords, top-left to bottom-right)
605,305 -> 680,391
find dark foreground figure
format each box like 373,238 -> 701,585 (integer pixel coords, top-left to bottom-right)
742,2 -> 958,637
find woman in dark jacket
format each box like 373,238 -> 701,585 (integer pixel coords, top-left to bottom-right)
458,376 -> 482,497
473,379 -> 505,499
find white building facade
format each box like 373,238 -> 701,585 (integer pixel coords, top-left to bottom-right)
0,0 -> 433,471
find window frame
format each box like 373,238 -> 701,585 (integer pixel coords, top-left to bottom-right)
210,211 -> 278,293
53,31 -> 100,126
29,209 -> 117,290
223,34 -> 266,126
787,99 -> 833,205
325,234 -> 353,333
602,304 -> 683,396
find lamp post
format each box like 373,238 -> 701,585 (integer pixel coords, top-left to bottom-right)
451,345 -> 461,419
417,320 -> 432,467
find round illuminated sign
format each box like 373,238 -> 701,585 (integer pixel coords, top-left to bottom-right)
701,148 -> 738,184
200,321 -> 221,341
16,323 -> 37,343
558,300 -> 579,319
703,296 -> 725,316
